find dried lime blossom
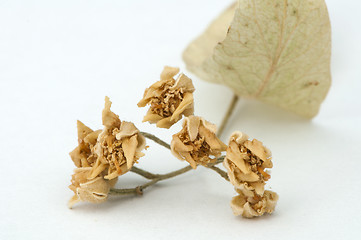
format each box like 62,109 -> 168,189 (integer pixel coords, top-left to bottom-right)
68,167 -> 117,208
137,66 -> 195,129
69,120 -> 101,168
171,116 -> 226,169
230,189 -> 278,218
223,131 -> 278,218
89,97 -> 146,180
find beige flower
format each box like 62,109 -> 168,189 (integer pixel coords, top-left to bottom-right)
230,189 -> 279,218
69,120 -> 101,168
223,131 -> 272,194
89,97 -> 146,180
137,66 -> 195,129
171,116 -> 226,169
68,167 -> 117,208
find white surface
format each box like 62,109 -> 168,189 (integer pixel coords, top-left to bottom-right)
0,0 -> 360,239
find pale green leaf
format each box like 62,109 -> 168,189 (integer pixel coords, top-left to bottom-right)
183,0 -> 331,118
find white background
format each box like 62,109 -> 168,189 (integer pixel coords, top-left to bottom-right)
1,0 -> 360,239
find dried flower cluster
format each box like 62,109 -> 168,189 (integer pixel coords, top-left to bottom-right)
68,66 -> 278,219
68,97 -> 145,208
223,132 -> 279,218
138,66 -> 195,129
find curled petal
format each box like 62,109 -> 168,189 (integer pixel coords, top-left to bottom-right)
70,121 -> 100,168
171,92 -> 194,122
142,111 -> 163,123
122,135 -> 138,169
102,97 -> 121,128
226,141 -> 251,174
84,130 -> 102,145
184,115 -> 200,141
116,121 -> 139,140
156,116 -> 176,129
160,66 -> 180,80
77,120 -> 93,141
244,139 -> 272,164
171,135 -> 193,160
170,73 -> 195,91
198,125 -> 226,151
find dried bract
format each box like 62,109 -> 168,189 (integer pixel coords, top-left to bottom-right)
69,121 -> 101,168
138,66 -> 195,129
90,97 -> 146,180
183,0 -> 332,118
171,116 -> 226,169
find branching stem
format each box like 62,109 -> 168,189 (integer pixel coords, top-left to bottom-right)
217,94 -> 239,138
110,156 -> 227,196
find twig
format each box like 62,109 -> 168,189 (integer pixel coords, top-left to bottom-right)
109,156 -> 226,196
130,166 -> 158,179
109,165 -> 193,196
217,94 -> 239,137
140,131 -> 170,149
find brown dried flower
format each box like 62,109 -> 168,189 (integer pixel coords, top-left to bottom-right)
223,131 -> 278,218
171,116 -> 226,169
230,189 -> 279,218
137,66 -> 195,129
68,167 -> 117,208
89,97 -> 146,180
69,120 -> 101,168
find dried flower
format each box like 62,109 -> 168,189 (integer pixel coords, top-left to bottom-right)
138,66 -> 195,129
171,116 -> 226,169
230,189 -> 279,218
69,120 -> 101,168
223,131 -> 272,194
89,97 -> 146,180
68,167 -> 117,208
224,131 -> 278,218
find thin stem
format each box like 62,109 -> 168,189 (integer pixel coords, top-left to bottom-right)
217,94 -> 239,137
130,166 -> 158,179
109,165 -> 193,196
140,132 -> 170,149
109,188 -> 141,195
211,156 -> 224,166
208,166 -> 229,181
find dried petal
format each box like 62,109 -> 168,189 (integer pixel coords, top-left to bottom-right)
103,96 -> 121,128
69,121 -> 100,168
